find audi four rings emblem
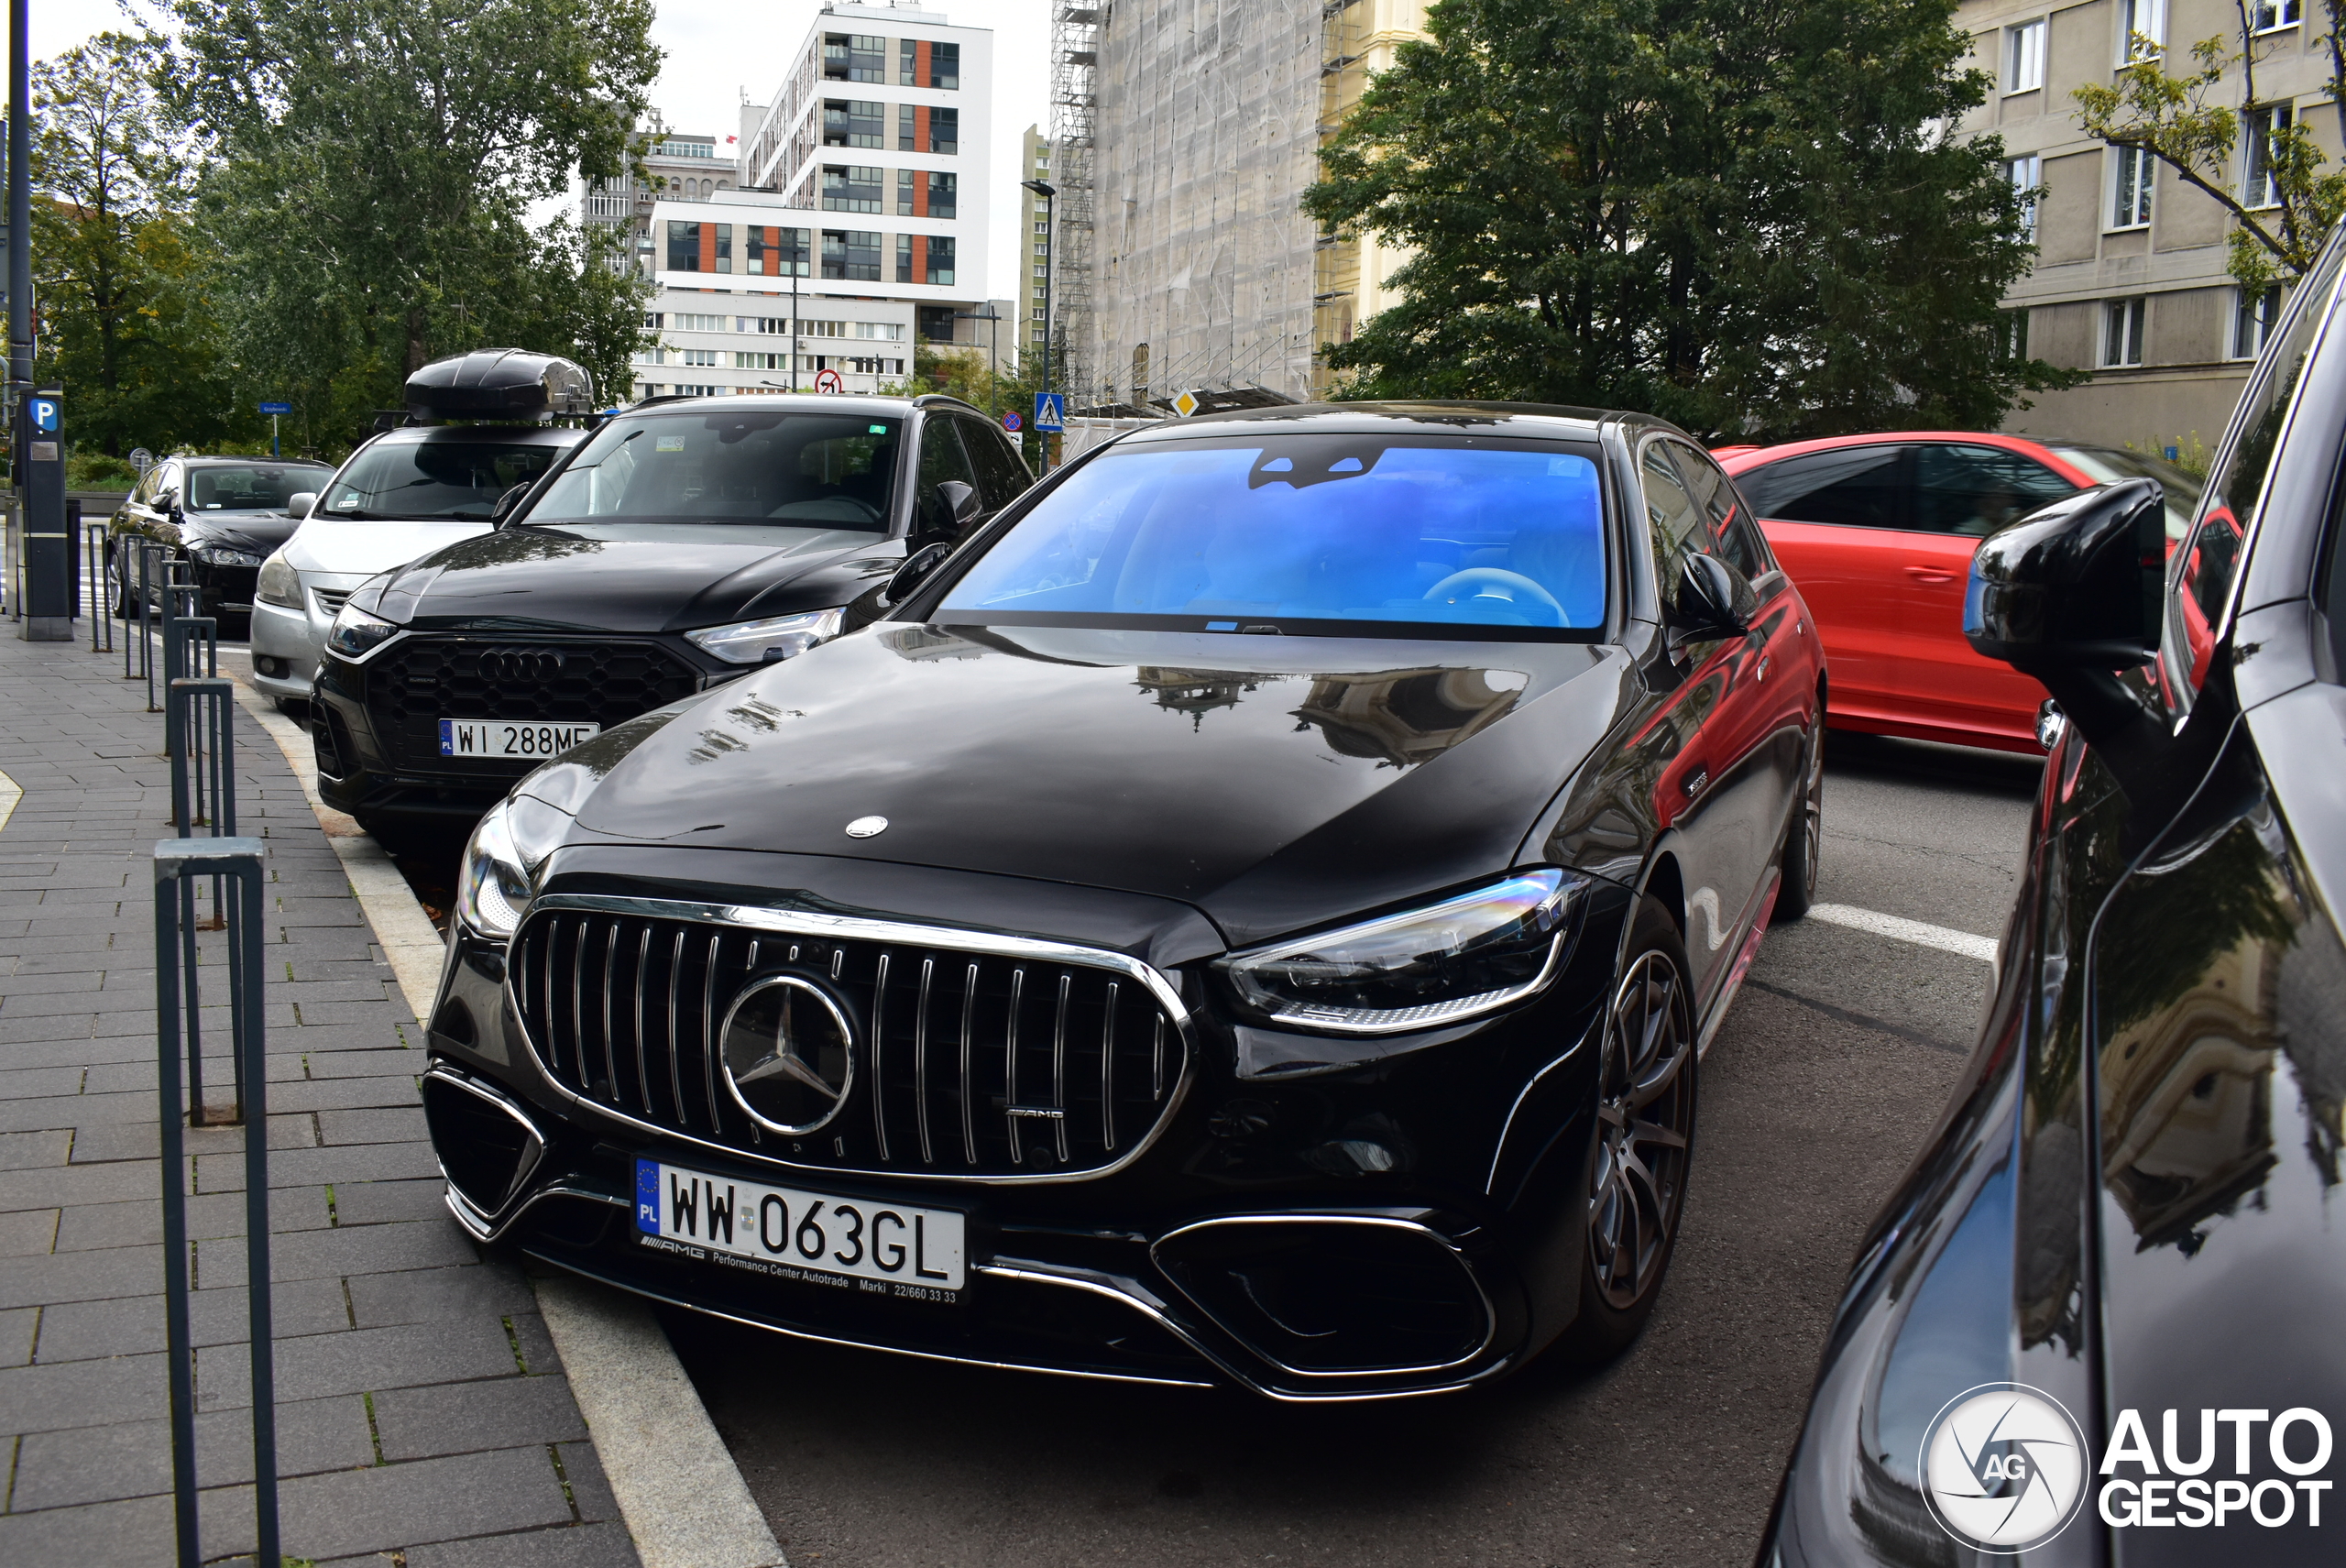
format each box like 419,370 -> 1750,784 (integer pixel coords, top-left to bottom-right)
477,649 -> 566,683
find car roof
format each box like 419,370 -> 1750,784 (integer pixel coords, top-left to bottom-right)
1714,431 -> 2060,472
176,454 -> 334,466
1112,400 -> 1656,445
370,423 -> 591,446
620,392 -> 935,417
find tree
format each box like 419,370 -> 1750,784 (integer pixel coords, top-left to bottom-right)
161,0 -> 661,448
30,32 -> 250,456
1302,0 -> 2081,441
2075,5 -> 2346,296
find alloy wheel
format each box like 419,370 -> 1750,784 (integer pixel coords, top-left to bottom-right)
1797,733 -> 1824,904
1587,948 -> 1695,1310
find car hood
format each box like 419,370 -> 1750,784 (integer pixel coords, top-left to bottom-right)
373,523 -> 902,633
284,518 -> 494,578
554,622 -> 1636,946
183,512 -> 301,554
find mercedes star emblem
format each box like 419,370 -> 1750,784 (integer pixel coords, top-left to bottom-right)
845,816 -> 889,838
716,976 -> 854,1135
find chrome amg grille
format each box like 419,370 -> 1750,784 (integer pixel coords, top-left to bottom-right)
510,905 -> 1188,1179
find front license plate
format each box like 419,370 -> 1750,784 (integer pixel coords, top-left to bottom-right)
634,1157 -> 966,1296
437,718 -> 599,759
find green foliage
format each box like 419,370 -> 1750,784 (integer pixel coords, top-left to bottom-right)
65,447 -> 141,489
2074,27 -> 2346,293
30,33 -> 254,456
1302,0 -> 2080,441
896,344 -> 1053,467
160,0 -> 663,452
2126,432 -> 2214,480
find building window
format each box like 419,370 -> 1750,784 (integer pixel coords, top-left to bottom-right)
929,107 -> 959,156
2119,0 -> 2165,60
641,312 -> 663,330
927,235 -> 956,288
665,220 -> 699,272
712,223 -> 732,274
770,227 -> 809,278
927,170 -> 957,219
635,383 -> 659,400
674,384 -> 721,397
857,322 -> 906,341
824,99 -> 884,149
2245,104 -> 2295,208
2001,308 -> 2031,359
822,165 -> 884,214
673,313 -> 724,332
632,347 -> 664,366
896,232 -> 915,283
2007,18 -> 2046,93
930,42 -> 960,90
899,103 -> 917,152
919,306 -> 959,342
2234,285 -> 2283,357
900,38 -> 918,85
2008,154 -> 2042,237
678,348 -> 719,367
2111,146 -> 2154,228
2253,0 -> 2302,30
2103,297 -> 2147,367
735,351 -> 794,370
823,229 -> 882,282
824,33 -> 885,83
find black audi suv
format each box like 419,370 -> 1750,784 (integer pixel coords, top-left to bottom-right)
418,400 -> 1831,1399
1755,232 -> 2346,1562
309,392 -> 1032,833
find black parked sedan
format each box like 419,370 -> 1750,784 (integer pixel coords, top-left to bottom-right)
1756,234 -> 2346,1562
310,392 -> 1033,832
419,401 -> 1828,1399
106,455 -> 335,620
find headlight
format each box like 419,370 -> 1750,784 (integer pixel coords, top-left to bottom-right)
685,607 -> 844,665
325,601 -> 399,660
455,795 -> 575,938
256,556 -> 302,609
1219,869 -> 1580,1035
192,545 -> 268,567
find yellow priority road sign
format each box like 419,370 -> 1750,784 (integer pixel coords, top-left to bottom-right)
1171,389 -> 1201,418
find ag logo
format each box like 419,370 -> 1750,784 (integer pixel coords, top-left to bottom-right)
717,975 -> 854,1135
1920,1383 -> 2091,1553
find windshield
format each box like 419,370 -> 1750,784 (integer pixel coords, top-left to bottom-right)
185,466 -> 327,511
2045,443 -> 2206,542
526,410 -> 904,531
320,440 -> 566,521
937,436 -> 1607,637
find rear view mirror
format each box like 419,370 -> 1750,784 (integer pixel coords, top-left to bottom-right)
492,483 -> 531,523
1965,478 -> 2163,673
1672,553 -> 1754,641
883,542 -> 951,607
287,492 -> 316,521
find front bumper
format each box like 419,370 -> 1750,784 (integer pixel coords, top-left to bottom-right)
250,576 -> 374,700
419,862 -> 1632,1401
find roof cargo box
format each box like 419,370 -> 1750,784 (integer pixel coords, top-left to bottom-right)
405,349 -> 596,421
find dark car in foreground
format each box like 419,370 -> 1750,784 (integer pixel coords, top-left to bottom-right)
106,455 -> 334,622
1756,232 -> 2346,1563
417,400 -> 1827,1399
309,392 -> 1032,834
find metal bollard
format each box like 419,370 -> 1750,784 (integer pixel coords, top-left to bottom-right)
167,676 -> 237,835
83,520 -> 113,652
152,837 -> 277,1568
165,613 -> 218,693
137,543 -> 168,707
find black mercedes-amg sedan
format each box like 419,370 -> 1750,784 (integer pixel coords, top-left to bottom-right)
309,392 -> 1032,833
419,401 -> 1828,1400
1756,232 -> 2346,1563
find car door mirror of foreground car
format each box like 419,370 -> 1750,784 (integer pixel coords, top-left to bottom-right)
491,483 -> 532,523
1672,552 -> 1755,643
882,542 -> 952,608
287,492 -> 315,521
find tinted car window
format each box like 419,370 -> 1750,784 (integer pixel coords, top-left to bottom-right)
184,466 -> 323,510
915,415 -> 982,532
1740,444 -> 1906,528
529,411 -> 904,530
938,435 -> 1606,632
1911,444 -> 2077,537
2045,443 -> 2204,543
956,416 -> 1031,512
1667,441 -> 1770,579
322,442 -> 566,521
1640,440 -> 1711,614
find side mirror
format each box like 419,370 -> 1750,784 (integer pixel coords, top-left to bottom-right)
492,483 -> 531,523
158,488 -> 180,516
1964,478 -> 2163,673
1672,552 -> 1754,641
287,492 -> 316,521
936,479 -> 981,531
883,542 -> 951,607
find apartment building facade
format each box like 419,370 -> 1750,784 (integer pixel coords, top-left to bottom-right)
1019,126 -> 1050,364
582,130 -> 740,277
1967,0 -> 2341,447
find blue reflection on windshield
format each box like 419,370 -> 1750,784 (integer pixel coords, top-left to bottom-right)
941,440 -> 1606,630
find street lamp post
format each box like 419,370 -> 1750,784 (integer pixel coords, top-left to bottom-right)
953,306 -> 1003,418
1020,179 -> 1055,469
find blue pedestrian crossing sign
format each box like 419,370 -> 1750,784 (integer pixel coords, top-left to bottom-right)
1033,392 -> 1064,433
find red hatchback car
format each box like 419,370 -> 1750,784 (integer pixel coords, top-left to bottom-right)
1716,433 -> 2201,753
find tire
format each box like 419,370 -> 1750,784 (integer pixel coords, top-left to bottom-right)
1562,894 -> 1699,1363
107,546 -> 134,619
1773,708 -> 1825,922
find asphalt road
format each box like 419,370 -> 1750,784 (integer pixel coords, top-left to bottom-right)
661,729 -> 2044,1568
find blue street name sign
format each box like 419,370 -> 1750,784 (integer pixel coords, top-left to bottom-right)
1033,392 -> 1064,433
1003,411 -> 1022,433
258,400 -> 291,415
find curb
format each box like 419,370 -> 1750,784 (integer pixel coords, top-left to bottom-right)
222,663 -> 789,1568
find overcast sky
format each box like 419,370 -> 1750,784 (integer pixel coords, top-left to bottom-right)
36,0 -> 1052,299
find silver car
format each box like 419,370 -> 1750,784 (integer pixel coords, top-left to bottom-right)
249,422 -> 588,705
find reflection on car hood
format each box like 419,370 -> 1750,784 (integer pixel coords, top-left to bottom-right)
373,524 -> 900,633
284,518 -> 494,578
567,622 -> 1635,944
184,514 -> 301,554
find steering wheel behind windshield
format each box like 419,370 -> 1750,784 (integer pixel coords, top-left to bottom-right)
1423,567 -> 1567,626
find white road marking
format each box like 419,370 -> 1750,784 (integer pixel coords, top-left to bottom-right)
1805,903 -> 1999,964
0,768 -> 18,837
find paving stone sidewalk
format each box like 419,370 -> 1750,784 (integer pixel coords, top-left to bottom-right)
0,629 -> 639,1566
